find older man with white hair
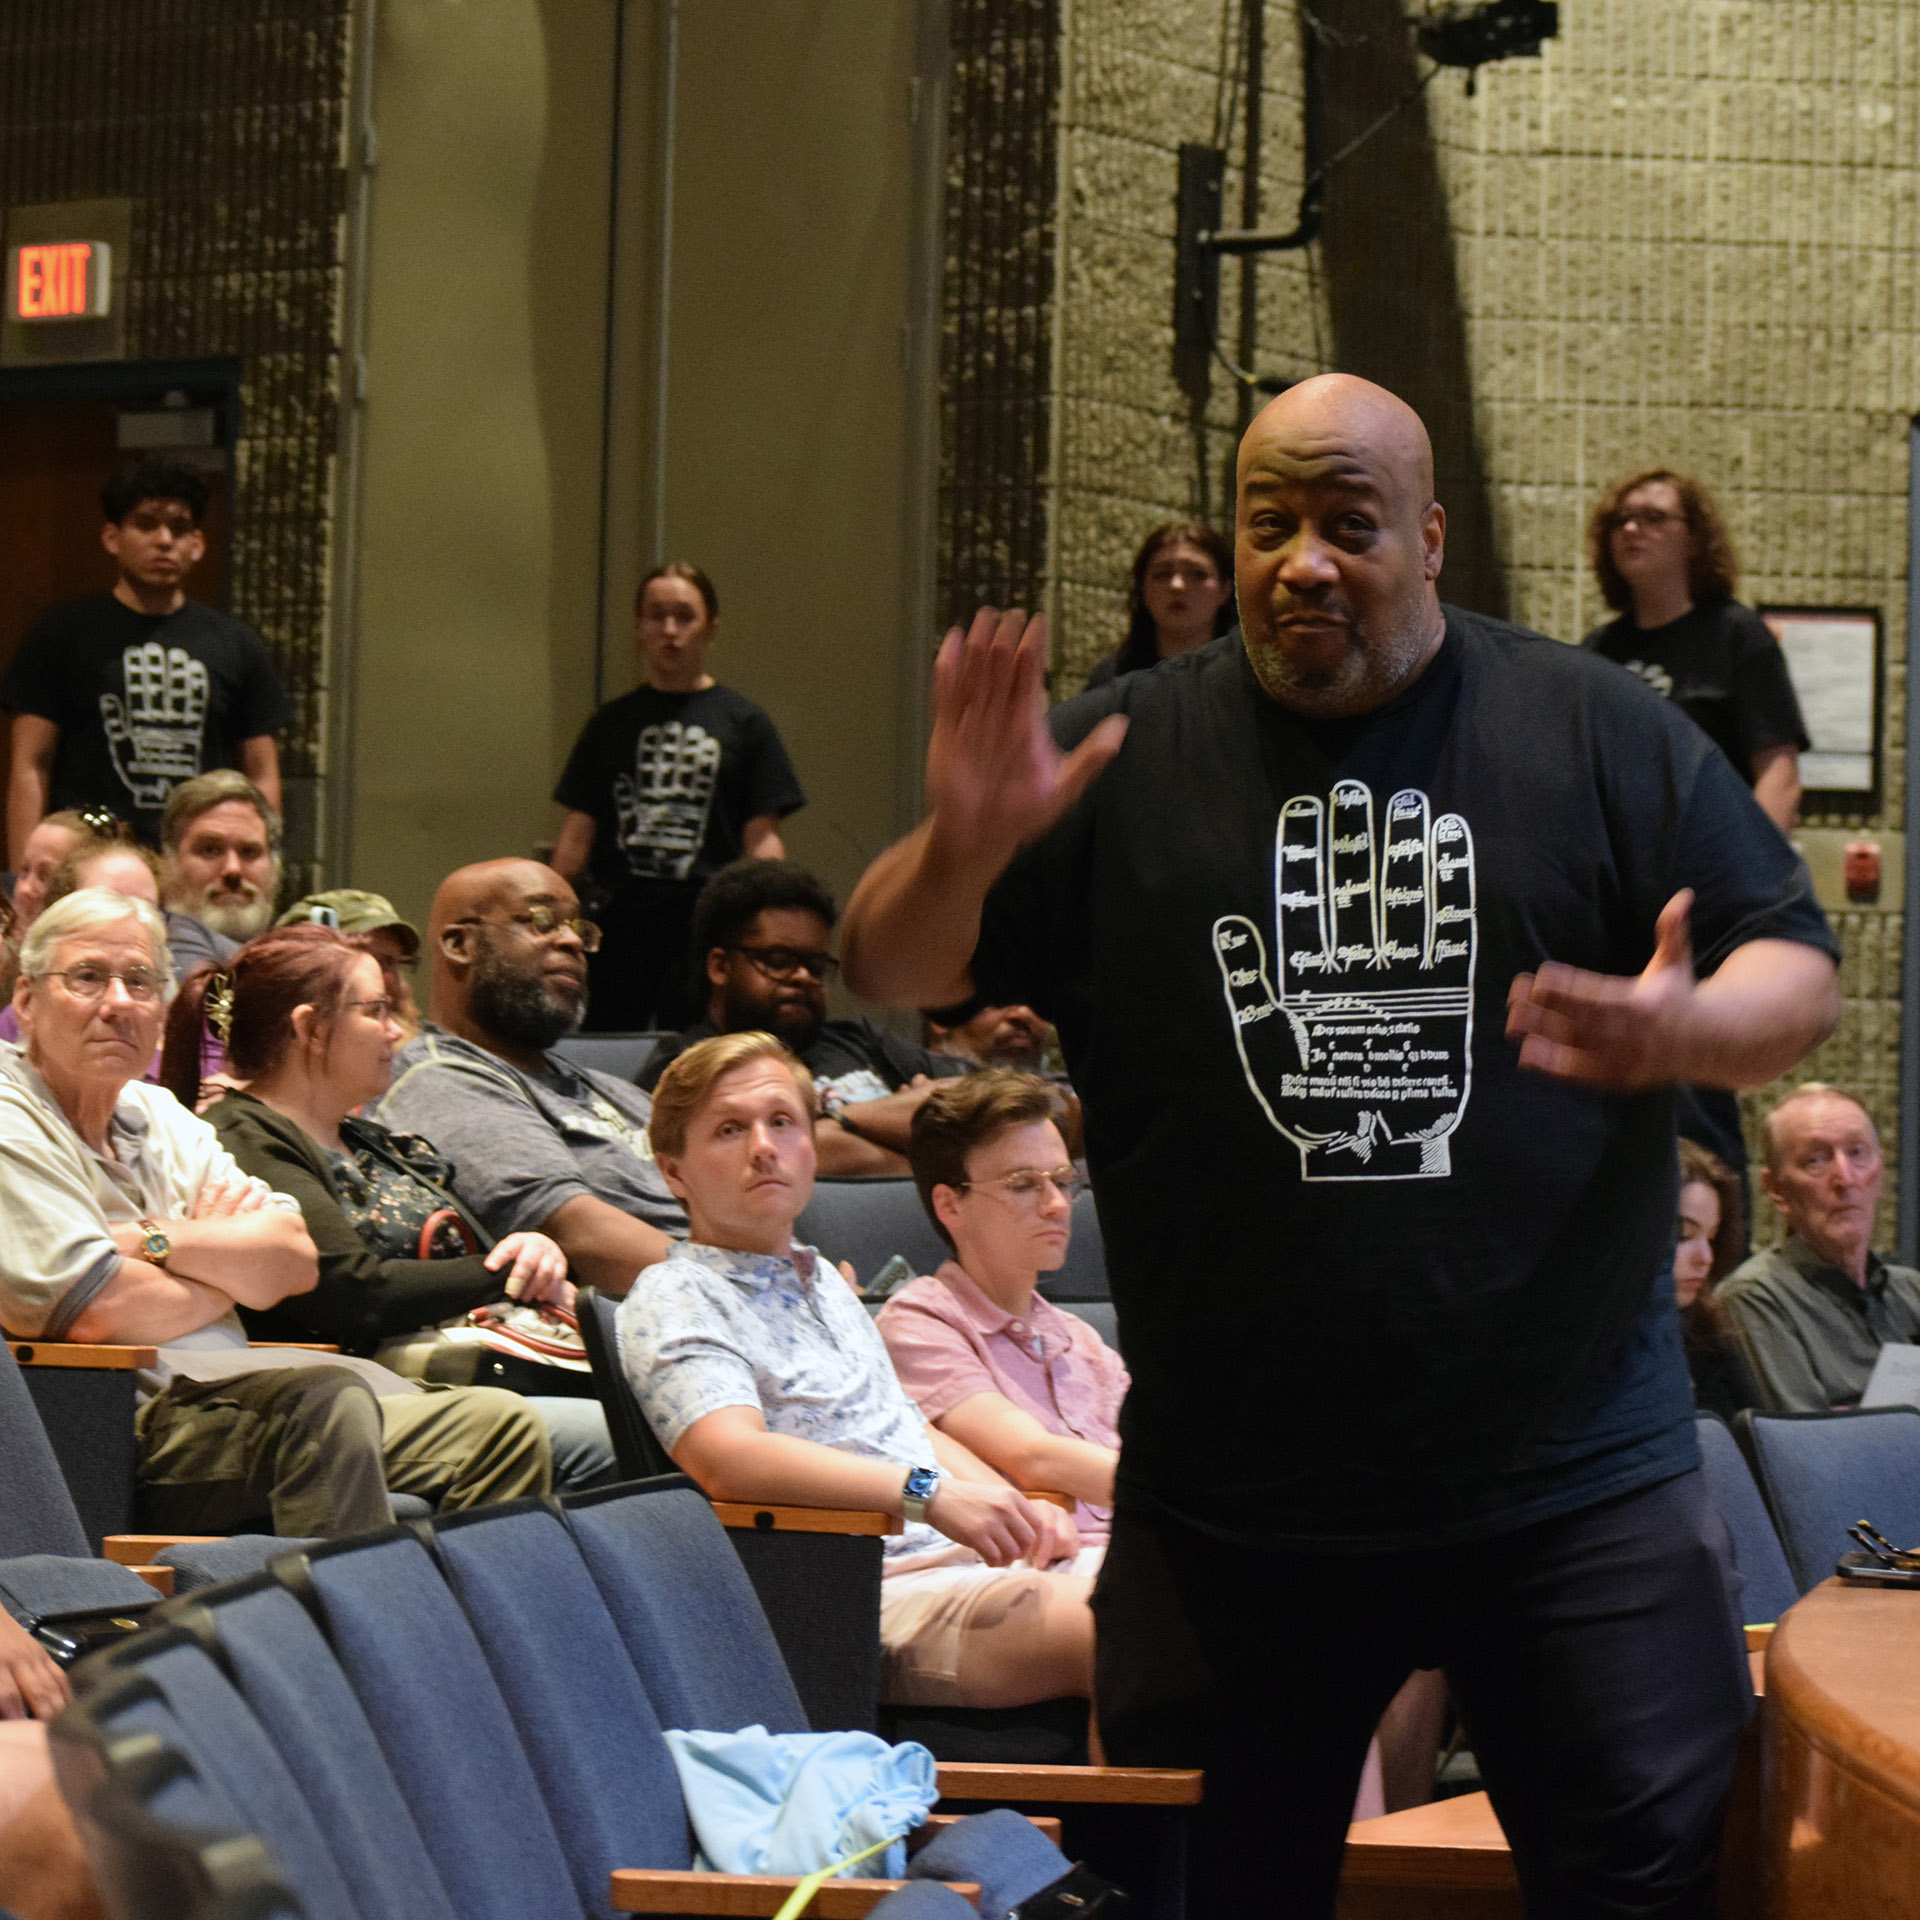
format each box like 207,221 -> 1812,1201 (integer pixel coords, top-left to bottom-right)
0,887 -> 551,1535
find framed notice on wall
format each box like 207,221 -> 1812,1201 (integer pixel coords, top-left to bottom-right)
1759,606 -> 1882,816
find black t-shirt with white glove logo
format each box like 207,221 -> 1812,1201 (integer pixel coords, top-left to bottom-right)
972,611 -> 1835,1550
2,594 -> 290,846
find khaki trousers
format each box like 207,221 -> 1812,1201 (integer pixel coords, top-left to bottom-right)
135,1366 -> 552,1537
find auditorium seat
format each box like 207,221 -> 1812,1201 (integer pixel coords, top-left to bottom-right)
1695,1415 -> 1799,1627
551,1031 -> 669,1083
53,1488 -> 1115,1920
1736,1404 -> 1920,1594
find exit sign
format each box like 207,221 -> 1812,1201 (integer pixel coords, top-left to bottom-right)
7,241 -> 112,322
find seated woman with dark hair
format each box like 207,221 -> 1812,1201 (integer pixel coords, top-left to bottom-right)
1676,1137 -> 1759,1422
159,924 -> 617,1489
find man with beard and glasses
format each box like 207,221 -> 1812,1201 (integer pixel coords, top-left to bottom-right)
640,858 -> 966,1176
158,771 -> 282,975
838,373 -> 1842,1916
377,859 -> 683,1294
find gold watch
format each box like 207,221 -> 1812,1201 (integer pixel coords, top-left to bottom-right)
136,1219 -> 171,1268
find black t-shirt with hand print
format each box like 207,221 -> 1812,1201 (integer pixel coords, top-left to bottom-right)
2,593 -> 290,846
971,614 -> 1835,1550
554,683 -> 805,895
1582,596 -> 1809,785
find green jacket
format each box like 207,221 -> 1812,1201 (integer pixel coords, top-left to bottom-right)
204,1091 -> 504,1355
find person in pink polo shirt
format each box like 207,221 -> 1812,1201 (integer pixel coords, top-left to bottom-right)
880,1071 -> 1125,1557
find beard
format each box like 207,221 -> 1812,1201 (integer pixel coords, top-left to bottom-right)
190,881 -> 276,942
721,977 -> 821,1055
1241,595 -> 1440,718
470,936 -> 585,1051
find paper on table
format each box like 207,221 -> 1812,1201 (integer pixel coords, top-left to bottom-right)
1861,1341 -> 1920,1411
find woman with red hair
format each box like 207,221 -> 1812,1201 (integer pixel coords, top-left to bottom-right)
160,924 -> 616,1488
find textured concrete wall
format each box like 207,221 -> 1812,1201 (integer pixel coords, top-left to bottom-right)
1022,0 -> 1920,1243
1418,5 -> 1920,1244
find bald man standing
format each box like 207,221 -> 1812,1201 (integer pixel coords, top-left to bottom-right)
844,376 -> 1840,1916
377,860 -> 683,1295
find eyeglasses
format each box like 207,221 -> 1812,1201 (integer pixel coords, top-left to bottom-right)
954,1166 -> 1085,1206
456,906 -> 602,953
38,964 -> 166,1005
729,944 -> 839,984
1609,507 -> 1683,533
343,996 -> 395,1023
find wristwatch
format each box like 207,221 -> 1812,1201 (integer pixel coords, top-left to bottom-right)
901,1464 -> 940,1525
136,1219 -> 171,1269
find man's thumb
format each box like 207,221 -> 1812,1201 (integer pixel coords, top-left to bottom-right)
1653,888 -> 1695,973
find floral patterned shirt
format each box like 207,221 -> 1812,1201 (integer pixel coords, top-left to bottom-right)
616,1239 -> 947,1559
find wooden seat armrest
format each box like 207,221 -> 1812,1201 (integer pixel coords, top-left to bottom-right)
1026,1490 -> 1075,1512
9,1342 -> 158,1369
130,1565 -> 175,1598
1745,1623 -> 1773,1653
712,1502 -> 903,1537
102,1535 -> 223,1567
915,1812 -> 1060,1847
935,1762 -> 1203,1806
610,1870 -> 978,1914
249,1341 -> 343,1353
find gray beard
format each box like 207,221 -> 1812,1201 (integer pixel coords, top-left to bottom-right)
192,889 -> 276,942
1240,612 -> 1440,719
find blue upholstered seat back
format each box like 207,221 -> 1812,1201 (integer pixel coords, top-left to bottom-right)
203,1581 -> 460,1920
1740,1406 -> 1920,1595
0,1338 -> 91,1558
560,1483 -> 808,1734
298,1535 -> 581,1920
1694,1417 -> 1798,1624
430,1502 -> 694,1910
130,1640 -> 358,1920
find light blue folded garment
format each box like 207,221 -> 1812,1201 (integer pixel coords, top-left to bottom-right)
663,1724 -> 939,1880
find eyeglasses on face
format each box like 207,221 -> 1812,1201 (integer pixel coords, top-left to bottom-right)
1609,507 -> 1683,533
455,905 -> 602,953
342,996 -> 396,1023
954,1166 -> 1085,1205
729,944 -> 839,983
38,964 -> 166,1005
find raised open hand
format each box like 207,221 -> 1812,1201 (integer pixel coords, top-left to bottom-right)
1506,890 -> 1698,1091
1214,778 -> 1477,1179
925,609 -> 1128,864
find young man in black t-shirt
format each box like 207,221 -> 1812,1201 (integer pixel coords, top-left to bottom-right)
4,459 -> 289,860
552,564 -> 805,1031
640,858 -> 966,1176
841,377 -> 1840,1916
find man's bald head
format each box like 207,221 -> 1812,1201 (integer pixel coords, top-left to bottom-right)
1234,373 -> 1447,717
427,858 -> 590,1056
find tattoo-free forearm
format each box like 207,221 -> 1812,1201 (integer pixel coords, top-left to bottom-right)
1684,939 -> 1839,1088
841,820 -> 1003,1008
541,1193 -> 674,1296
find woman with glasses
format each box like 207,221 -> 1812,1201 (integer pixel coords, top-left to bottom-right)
1581,467 -> 1807,832
880,1070 -> 1123,1551
160,923 -> 617,1489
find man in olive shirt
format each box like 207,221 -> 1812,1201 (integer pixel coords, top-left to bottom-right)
1718,1084 -> 1920,1409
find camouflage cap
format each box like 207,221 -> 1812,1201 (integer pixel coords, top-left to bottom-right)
275,888 -> 420,959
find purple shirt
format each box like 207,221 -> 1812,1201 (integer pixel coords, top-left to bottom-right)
878,1261 -> 1129,1536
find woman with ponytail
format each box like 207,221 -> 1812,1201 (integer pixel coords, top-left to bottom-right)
162,923 -> 616,1487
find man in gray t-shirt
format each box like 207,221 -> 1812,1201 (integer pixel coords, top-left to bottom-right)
376,859 -> 684,1295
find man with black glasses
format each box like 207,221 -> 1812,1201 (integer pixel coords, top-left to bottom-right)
640,858 -> 966,1175
378,859 -> 684,1296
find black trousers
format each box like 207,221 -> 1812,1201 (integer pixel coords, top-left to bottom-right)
1092,1470 -> 1752,1919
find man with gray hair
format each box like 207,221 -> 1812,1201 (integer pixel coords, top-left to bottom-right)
159,769 -> 283,974
0,886 -> 551,1534
1717,1084 -> 1920,1410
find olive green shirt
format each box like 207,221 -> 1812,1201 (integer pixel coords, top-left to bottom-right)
1716,1237 -> 1920,1414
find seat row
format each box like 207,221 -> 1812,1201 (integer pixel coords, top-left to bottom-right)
52,1479 -> 1200,1920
